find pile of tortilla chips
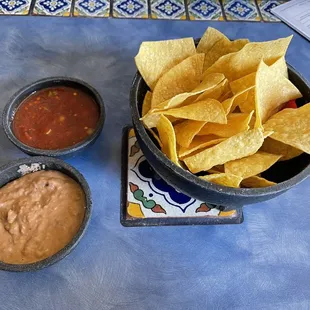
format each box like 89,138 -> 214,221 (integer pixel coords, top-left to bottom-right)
135,27 -> 309,189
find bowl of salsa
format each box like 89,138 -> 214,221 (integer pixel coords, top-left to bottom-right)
2,77 -> 105,157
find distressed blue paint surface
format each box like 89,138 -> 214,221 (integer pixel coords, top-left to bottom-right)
0,17 -> 310,310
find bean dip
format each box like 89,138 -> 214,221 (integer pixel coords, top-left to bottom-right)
0,170 -> 85,264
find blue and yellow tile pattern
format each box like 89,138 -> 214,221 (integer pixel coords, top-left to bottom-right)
0,0 -> 290,20
0,0 -> 31,14
151,0 -> 186,19
188,0 -> 223,21
223,0 -> 260,21
33,0 -> 72,15
113,0 -> 148,18
257,0 -> 286,22
74,0 -> 109,17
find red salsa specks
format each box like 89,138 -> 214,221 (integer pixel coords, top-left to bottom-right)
12,87 -> 99,150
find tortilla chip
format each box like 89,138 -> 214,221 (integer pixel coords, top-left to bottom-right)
142,91 -> 152,117
255,61 -> 302,128
195,79 -> 229,102
135,38 -> 196,90
200,173 -> 242,188
163,99 -> 227,123
219,91 -> 233,103
151,54 -> 205,108
197,27 -> 249,71
204,36 -> 292,81
263,103 -> 310,154
238,88 -> 255,113
156,115 -> 179,165
198,112 -> 253,137
157,73 -> 226,110
148,128 -> 163,148
221,86 -> 255,114
230,56 -> 288,95
174,120 -> 206,148
241,176 -> 276,188
224,151 -> 282,179
208,165 -> 225,174
260,137 -> 303,161
178,135 -> 225,158
184,128 -> 264,173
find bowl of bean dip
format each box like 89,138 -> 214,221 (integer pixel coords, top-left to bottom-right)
2,77 -> 105,157
0,156 -> 92,272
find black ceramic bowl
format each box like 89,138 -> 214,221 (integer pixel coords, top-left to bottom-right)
0,156 -> 92,272
2,77 -> 105,157
130,64 -> 310,210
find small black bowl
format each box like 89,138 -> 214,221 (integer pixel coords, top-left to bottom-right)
0,156 -> 92,272
2,77 -> 105,157
130,64 -> 310,210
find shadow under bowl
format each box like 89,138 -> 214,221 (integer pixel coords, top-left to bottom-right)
130,63 -> 310,210
2,77 -> 105,158
0,156 -> 92,272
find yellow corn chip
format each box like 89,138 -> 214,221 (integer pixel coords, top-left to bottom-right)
208,165 -> 225,174
255,61 -> 302,128
184,128 -> 264,173
260,137 -> 303,161
178,135 -> 225,158
142,91 -> 152,117
152,72 -> 225,110
222,86 -> 255,114
197,27 -> 249,71
204,36 -> 292,81
174,120 -> 206,148
156,115 -> 179,165
238,88 -> 255,113
241,176 -> 276,188
263,103 -> 310,154
224,151 -> 281,179
200,173 -> 242,188
135,38 -> 196,90
230,56 -> 288,95
198,112 -> 253,137
219,91 -> 233,102
148,128 -> 163,148
151,54 -> 205,108
195,79 -> 229,102
163,99 -> 227,123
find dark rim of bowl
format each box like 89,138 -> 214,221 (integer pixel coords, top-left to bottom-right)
130,64 -> 310,199
0,156 -> 92,272
2,77 -> 105,157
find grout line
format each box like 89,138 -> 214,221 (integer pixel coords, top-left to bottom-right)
219,0 -> 227,21
147,0 -> 151,19
70,0 -> 75,16
184,0 -> 190,20
109,0 -> 113,17
28,0 -> 36,15
254,0 -> 264,22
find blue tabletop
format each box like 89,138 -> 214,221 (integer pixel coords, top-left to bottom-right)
0,17 -> 310,310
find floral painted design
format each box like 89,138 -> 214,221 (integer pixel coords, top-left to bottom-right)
126,128 -> 238,219
113,0 -> 147,18
0,0 -> 30,14
223,0 -> 260,21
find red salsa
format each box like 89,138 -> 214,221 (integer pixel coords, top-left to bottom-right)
13,87 -> 99,150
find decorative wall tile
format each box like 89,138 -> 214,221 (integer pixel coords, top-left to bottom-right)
223,0 -> 261,21
0,0 -> 31,15
151,0 -> 186,20
257,0 -> 287,22
74,0 -> 109,16
120,128 -> 243,227
188,0 -> 223,20
113,0 -> 148,18
33,0 -> 71,15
